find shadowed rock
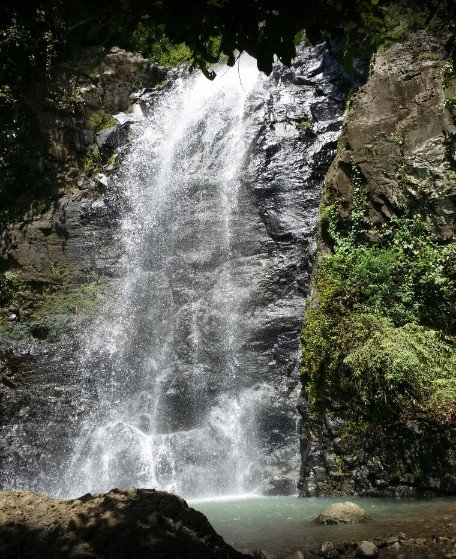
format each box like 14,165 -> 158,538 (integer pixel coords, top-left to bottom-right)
0,488 -> 251,559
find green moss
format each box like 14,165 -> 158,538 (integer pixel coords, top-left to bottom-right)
303,202 -> 456,421
1,258 -> 107,341
1,279 -> 109,342
89,109 -> 117,133
33,281 -> 106,318
299,119 -> 312,130
418,52 -> 441,61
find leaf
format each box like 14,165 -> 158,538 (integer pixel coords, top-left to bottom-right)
256,43 -> 273,75
294,30 -> 304,46
342,50 -> 353,74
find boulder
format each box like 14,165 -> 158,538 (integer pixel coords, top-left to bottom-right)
0,488 -> 250,559
314,502 -> 372,524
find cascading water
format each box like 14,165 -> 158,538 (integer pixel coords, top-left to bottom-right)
62,55 -> 273,498
1,44 -> 352,499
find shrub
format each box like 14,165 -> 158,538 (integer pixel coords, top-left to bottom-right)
0,272 -> 30,306
130,23 -> 191,66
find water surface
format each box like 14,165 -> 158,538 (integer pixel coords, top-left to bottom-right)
191,495 -> 456,556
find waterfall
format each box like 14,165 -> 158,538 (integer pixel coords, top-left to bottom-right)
62,55 -> 272,498
0,45 -> 350,499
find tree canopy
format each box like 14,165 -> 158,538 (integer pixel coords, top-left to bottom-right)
1,0 -> 455,217
0,1 -> 399,80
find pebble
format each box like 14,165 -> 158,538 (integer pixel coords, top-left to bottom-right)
320,541 -> 339,558
356,541 -> 379,557
385,536 -> 399,546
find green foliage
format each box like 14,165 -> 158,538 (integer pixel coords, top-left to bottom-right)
89,109 -> 117,133
82,151 -> 102,176
369,0 -> 456,53
442,61 -> 456,88
377,1 -> 429,46
0,271 -> 30,306
298,119 -> 312,130
343,317 -> 456,411
0,5 -> 64,217
302,205 -> 456,421
389,132 -> 404,146
443,96 -> 456,117
303,305 -> 456,419
131,23 -> 191,66
2,0 -> 393,80
45,75 -> 79,114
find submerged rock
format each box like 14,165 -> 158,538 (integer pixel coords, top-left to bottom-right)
0,488 -> 250,559
314,501 -> 372,524
284,551 -> 306,559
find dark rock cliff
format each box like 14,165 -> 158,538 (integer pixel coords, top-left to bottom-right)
298,31 -> 456,498
0,47 -> 165,490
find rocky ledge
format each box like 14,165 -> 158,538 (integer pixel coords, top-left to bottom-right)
0,488 -> 250,559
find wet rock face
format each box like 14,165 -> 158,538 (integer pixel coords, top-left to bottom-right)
298,31 -> 456,498
1,46 -> 161,285
299,412 -> 456,498
0,44 -> 360,496
0,488 -> 250,559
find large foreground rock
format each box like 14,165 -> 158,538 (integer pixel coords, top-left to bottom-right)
0,488 -> 250,559
314,501 -> 372,524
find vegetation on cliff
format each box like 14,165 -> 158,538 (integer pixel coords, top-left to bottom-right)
301,29 -> 456,424
302,212 -> 456,421
300,0 -> 456,431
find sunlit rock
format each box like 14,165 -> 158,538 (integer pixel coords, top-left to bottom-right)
314,501 -> 372,524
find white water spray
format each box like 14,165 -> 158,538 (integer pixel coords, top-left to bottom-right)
63,56 -> 272,498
